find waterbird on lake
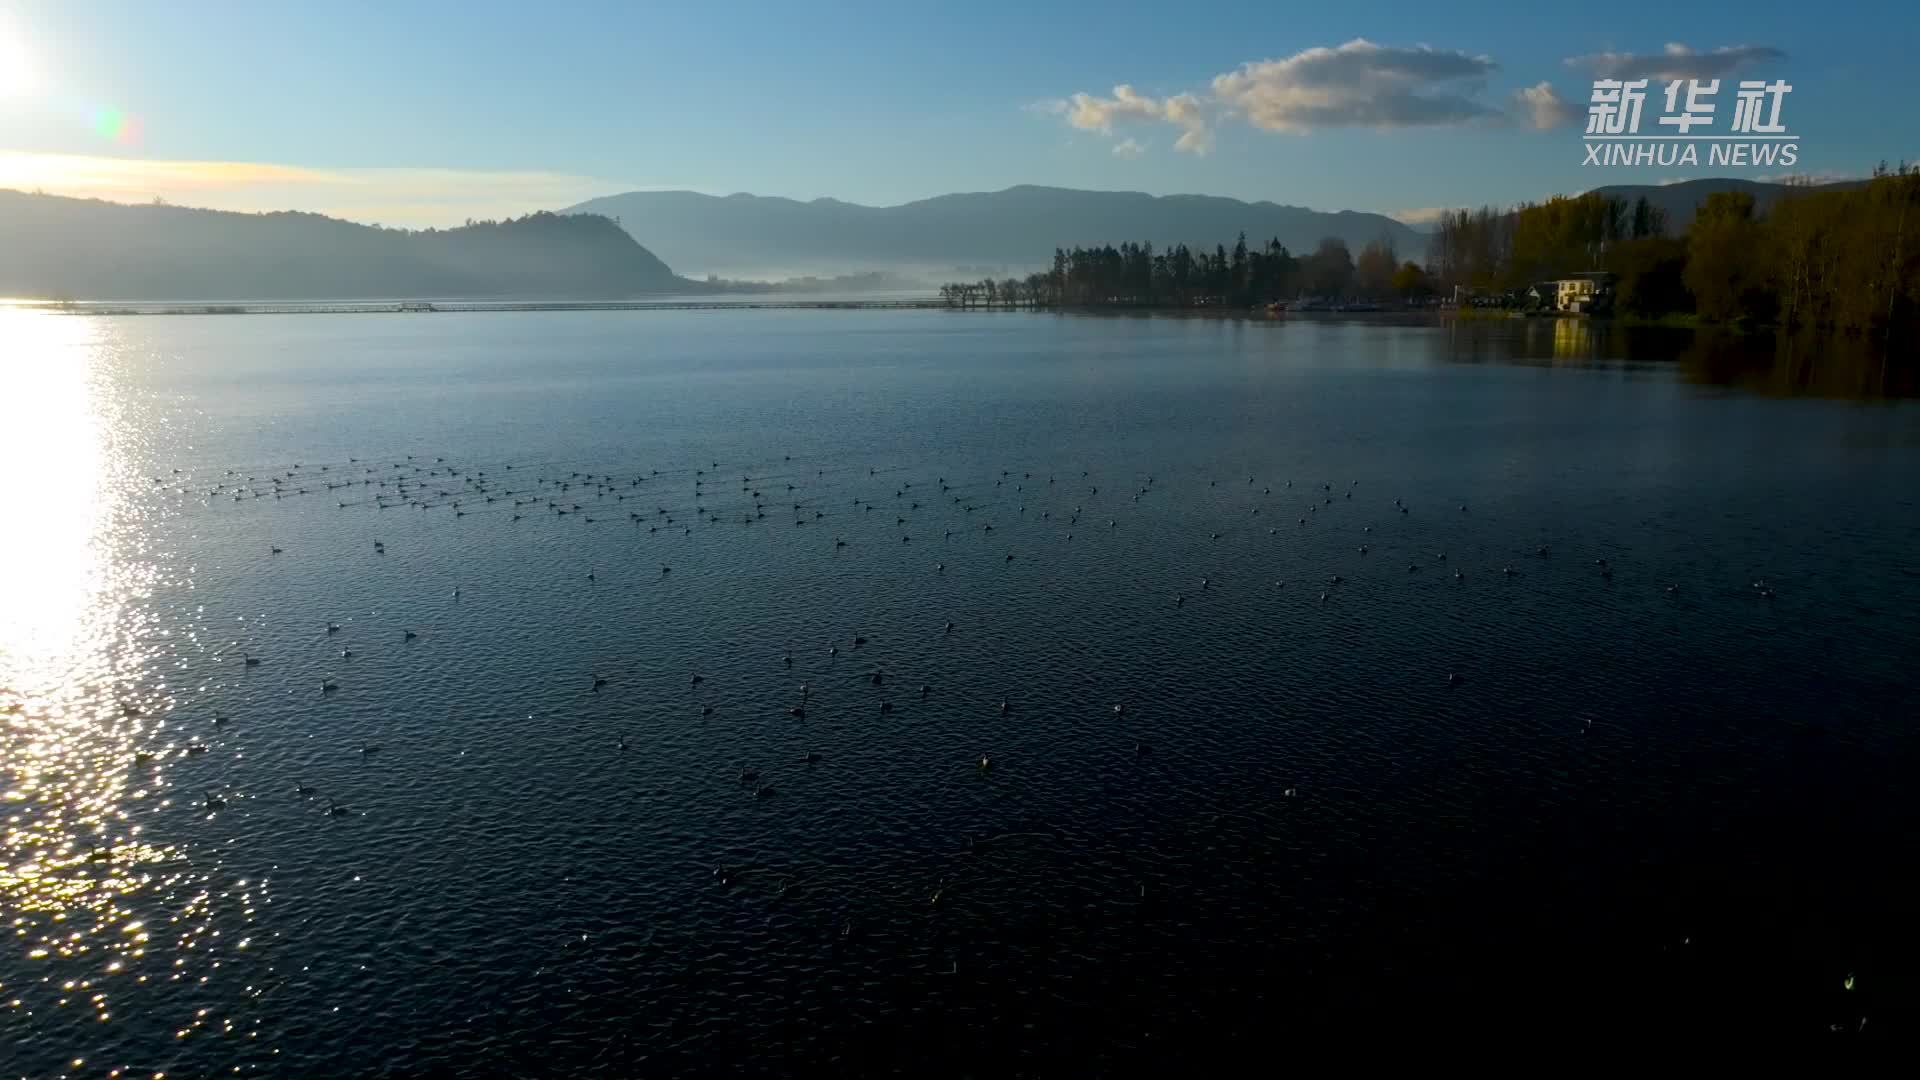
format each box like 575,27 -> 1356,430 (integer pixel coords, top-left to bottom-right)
327,799 -> 351,817
296,781 -> 315,797
204,789 -> 225,810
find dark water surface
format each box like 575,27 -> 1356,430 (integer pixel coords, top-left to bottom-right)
3,309 -> 1917,1074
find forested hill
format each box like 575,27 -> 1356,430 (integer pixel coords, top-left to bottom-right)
0,191 -> 690,300
1587,178 -> 1869,233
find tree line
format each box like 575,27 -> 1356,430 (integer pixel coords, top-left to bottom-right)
939,234 -> 1429,310
942,165 -> 1920,346
1459,164 -> 1919,339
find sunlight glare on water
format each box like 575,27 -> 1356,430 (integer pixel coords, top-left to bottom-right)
1,310 -> 270,1075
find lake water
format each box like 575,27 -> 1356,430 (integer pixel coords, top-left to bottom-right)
3,308 -> 1917,1073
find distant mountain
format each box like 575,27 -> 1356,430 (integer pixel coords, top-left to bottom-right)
0,191 -> 689,301
1587,177 -> 1869,232
565,185 -> 1426,280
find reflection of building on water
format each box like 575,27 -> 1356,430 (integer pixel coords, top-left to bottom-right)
1553,316 -> 1594,360
1511,316 -> 1595,363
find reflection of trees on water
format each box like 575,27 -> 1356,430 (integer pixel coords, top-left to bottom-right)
1437,316 -> 1917,399
1680,329 -> 1918,400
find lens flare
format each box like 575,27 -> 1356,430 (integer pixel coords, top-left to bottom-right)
89,106 -> 143,146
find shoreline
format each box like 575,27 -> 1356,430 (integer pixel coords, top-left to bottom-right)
0,299 -> 1793,335
15,298 -> 1464,322
11,297 -> 951,316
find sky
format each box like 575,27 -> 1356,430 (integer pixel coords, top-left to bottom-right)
0,0 -> 1914,227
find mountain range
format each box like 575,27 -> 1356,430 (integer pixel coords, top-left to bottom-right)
0,190 -> 686,301
565,185 -> 1431,281
0,177 -> 1869,302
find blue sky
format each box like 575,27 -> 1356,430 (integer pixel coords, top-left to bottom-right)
0,0 -> 1913,225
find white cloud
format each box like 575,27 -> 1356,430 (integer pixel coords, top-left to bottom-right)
1210,39 -> 1500,132
1389,206 -> 1452,225
1037,38 -> 1532,154
1112,138 -> 1146,159
1066,84 -> 1164,132
1565,43 -> 1785,81
1060,85 -> 1214,155
1512,81 -> 1578,129
0,152 -> 651,227
1163,94 -> 1214,154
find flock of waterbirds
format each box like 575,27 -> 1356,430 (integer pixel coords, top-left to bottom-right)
139,448 -> 1783,829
